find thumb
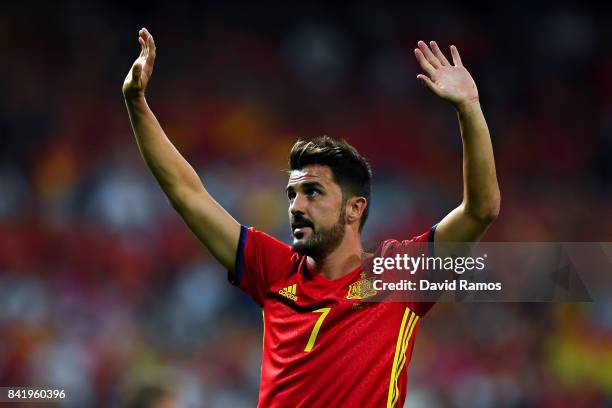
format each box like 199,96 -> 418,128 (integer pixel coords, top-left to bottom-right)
132,62 -> 142,79
416,74 -> 438,94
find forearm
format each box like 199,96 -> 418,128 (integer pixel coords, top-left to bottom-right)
124,96 -> 205,204
120,28 -> 241,271
457,101 -> 500,221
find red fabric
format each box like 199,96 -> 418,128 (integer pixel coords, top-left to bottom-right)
231,227 -> 433,407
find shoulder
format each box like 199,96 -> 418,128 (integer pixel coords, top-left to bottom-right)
378,225 -> 436,255
241,226 -> 298,272
245,226 -> 292,253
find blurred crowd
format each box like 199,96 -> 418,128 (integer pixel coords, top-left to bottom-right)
1,1 -> 611,407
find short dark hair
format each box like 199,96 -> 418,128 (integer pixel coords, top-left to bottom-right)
289,136 -> 372,231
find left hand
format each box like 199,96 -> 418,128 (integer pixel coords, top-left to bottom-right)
414,41 -> 479,109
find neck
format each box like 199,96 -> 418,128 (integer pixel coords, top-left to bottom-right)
308,230 -> 363,280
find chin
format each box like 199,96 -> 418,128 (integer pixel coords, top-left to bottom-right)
291,239 -> 312,255
292,237 -> 306,249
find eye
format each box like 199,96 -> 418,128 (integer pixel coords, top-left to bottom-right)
307,188 -> 321,198
287,190 -> 296,201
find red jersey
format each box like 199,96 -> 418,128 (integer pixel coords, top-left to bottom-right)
229,225 -> 436,407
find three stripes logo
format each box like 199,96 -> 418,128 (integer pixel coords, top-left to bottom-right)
279,283 -> 298,301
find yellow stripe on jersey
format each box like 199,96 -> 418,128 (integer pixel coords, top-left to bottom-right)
392,312 -> 419,407
386,307 -> 419,408
387,308 -> 411,408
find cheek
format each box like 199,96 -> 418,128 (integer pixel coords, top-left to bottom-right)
316,200 -> 343,224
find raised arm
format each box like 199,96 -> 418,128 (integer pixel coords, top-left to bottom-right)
122,28 -> 241,271
414,40 -> 500,242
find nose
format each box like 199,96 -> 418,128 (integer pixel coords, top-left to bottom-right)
289,193 -> 307,216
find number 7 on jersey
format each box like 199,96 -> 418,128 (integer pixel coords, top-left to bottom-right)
304,307 -> 331,352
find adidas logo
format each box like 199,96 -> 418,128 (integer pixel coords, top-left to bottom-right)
279,283 -> 298,301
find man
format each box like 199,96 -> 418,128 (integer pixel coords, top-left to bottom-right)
122,28 -> 499,407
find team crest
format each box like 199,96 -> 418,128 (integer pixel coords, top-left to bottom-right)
346,272 -> 377,300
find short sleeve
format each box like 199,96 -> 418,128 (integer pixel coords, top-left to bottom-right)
228,226 -> 295,307
407,223 -> 437,244
380,224 -> 438,316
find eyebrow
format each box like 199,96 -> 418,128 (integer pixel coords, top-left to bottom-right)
286,181 -> 325,192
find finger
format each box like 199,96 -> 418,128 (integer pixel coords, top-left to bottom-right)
430,41 -> 450,66
416,74 -> 439,94
139,28 -> 147,46
146,33 -> 156,63
450,45 -> 463,67
138,36 -> 145,57
417,40 -> 441,68
140,28 -> 149,56
414,49 -> 436,76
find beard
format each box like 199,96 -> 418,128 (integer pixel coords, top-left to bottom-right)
291,207 -> 346,258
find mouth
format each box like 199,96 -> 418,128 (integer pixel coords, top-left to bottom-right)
293,226 -> 311,239
292,221 -> 313,239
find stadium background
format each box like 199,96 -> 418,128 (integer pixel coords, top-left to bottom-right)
1,1 -> 612,406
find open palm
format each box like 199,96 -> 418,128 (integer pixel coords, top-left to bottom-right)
414,41 -> 478,108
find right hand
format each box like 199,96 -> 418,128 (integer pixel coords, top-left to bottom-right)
414,41 -> 479,110
122,28 -> 156,100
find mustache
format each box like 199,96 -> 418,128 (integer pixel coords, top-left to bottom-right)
291,215 -> 314,230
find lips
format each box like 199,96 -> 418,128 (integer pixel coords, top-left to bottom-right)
291,220 -> 313,238
293,226 -> 311,238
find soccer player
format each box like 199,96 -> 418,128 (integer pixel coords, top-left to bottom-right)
122,28 -> 500,407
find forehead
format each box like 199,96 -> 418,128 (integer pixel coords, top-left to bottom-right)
287,165 -> 335,187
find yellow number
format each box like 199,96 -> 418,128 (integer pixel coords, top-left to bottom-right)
304,307 -> 331,352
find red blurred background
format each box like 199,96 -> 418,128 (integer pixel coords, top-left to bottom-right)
1,1 -> 611,407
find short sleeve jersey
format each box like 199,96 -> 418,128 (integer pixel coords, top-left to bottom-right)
229,225 -> 436,407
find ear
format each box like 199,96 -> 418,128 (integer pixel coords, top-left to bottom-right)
346,196 -> 368,226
